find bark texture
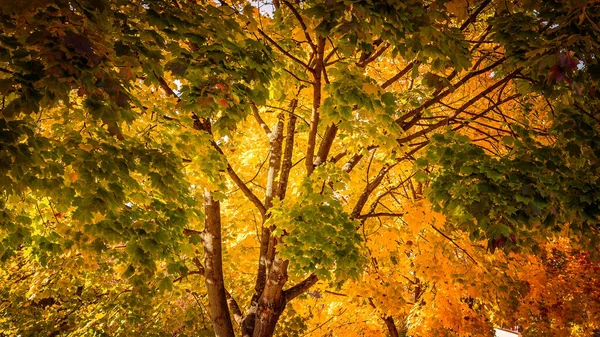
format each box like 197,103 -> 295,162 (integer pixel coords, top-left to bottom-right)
252,256 -> 289,337
202,190 -> 236,337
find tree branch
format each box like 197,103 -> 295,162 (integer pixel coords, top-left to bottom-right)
154,71 -> 180,101
250,101 -> 271,135
283,274 -> 318,302
225,289 -> 244,326
282,68 -> 313,85
357,212 -> 405,219
430,224 -> 479,265
397,56 -> 507,128
381,61 -> 420,89
351,163 -> 397,219
167,74 -> 265,217
282,0 -> 316,50
396,68 -> 520,145
257,28 -> 313,71
277,100 -> 298,200
313,124 -> 338,167
357,42 -> 390,68
0,67 -> 14,75
209,140 -> 267,217
265,112 -> 285,209
305,37 -> 326,175
460,0 -> 492,30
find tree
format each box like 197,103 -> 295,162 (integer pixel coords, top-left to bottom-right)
1,0 -> 599,336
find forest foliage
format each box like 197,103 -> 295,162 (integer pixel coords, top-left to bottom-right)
1,0 -> 600,336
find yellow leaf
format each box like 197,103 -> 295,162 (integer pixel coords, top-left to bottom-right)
292,27 -> 307,42
362,83 -> 379,96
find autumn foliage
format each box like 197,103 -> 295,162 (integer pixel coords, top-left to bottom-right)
1,0 -> 600,336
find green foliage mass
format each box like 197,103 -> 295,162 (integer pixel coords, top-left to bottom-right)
420,106 -> 600,253
270,164 -> 365,282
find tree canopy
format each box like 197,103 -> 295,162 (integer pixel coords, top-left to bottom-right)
1,0 -> 600,336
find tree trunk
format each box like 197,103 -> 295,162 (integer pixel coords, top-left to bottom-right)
252,257 -> 289,337
202,190 -> 236,337
383,316 -> 399,337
